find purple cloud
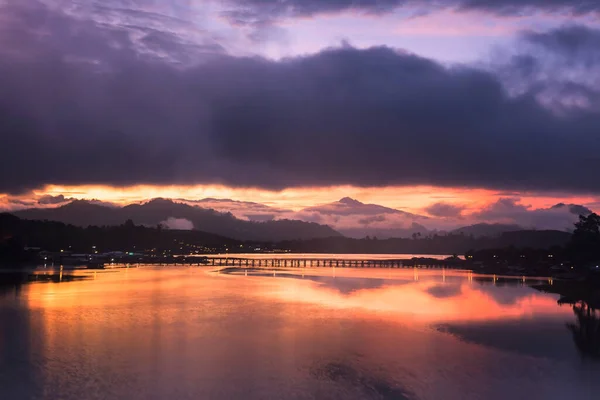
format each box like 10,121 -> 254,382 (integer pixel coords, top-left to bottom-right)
0,2 -> 599,196
425,202 -> 465,218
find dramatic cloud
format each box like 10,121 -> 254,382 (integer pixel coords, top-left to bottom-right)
472,198 -> 592,230
1,2 -> 600,195
425,202 -> 465,218
458,0 -> 600,15
221,1 -> 600,48
179,198 -> 291,221
523,24 -> 600,59
223,0 -> 600,26
496,25 -> 600,110
28,0 -> 225,64
560,203 -> 593,215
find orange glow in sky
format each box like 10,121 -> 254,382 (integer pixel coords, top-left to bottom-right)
9,184 -> 598,215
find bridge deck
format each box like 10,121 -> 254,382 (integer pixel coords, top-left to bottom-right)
203,257 -> 455,269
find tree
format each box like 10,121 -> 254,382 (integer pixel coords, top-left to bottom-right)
568,213 -> 600,266
0,236 -> 27,266
574,213 -> 600,236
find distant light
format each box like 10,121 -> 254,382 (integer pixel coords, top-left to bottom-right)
60,249 -> 63,252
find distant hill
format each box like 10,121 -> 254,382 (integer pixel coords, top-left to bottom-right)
178,198 -> 291,221
277,229 -> 572,254
1,213 -> 573,257
302,197 -> 425,218
495,230 -> 572,249
300,197 -> 430,238
337,223 -> 429,240
0,213 -> 240,256
12,199 -> 341,241
451,223 -> 524,238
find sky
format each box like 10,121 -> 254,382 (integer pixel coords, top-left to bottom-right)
1,0 -> 600,233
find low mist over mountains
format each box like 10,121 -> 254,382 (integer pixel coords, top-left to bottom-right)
12,199 -> 340,242
7,196 -> 594,241
297,197 -> 430,238
0,213 -> 574,257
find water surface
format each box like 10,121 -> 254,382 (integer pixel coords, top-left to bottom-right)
0,267 -> 598,400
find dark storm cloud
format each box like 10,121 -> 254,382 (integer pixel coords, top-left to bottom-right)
223,0 -> 600,26
522,25 -> 600,63
458,0 -> 600,14
498,25 -> 600,111
222,1 -> 600,39
1,1 -> 600,194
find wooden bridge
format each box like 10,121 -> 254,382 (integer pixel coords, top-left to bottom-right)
51,254 -> 462,269
204,257 -> 459,269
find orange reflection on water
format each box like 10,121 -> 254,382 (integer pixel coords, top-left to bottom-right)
252,269 -> 571,323
22,268 -> 571,327
3,266 -> 596,400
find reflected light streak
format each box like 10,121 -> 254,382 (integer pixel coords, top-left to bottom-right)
259,274 -> 571,323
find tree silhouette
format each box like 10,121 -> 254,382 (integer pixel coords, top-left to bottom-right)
566,302 -> 600,360
123,219 -> 135,229
568,213 -> 600,266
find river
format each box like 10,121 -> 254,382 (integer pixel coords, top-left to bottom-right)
0,266 -> 598,399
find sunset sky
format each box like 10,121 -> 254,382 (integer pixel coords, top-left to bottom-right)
1,0 -> 599,232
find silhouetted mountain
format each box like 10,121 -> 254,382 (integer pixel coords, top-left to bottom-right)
451,223 -> 523,238
299,197 -> 430,238
338,222 -> 429,240
13,199 -> 341,241
278,229 -> 572,254
495,230 -> 571,248
1,213 -> 575,259
14,200 -> 117,227
302,197 -> 425,218
0,213 -> 240,259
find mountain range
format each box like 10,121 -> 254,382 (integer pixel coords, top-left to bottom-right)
450,223 -> 523,237
7,196 -> 593,241
12,199 -> 340,242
